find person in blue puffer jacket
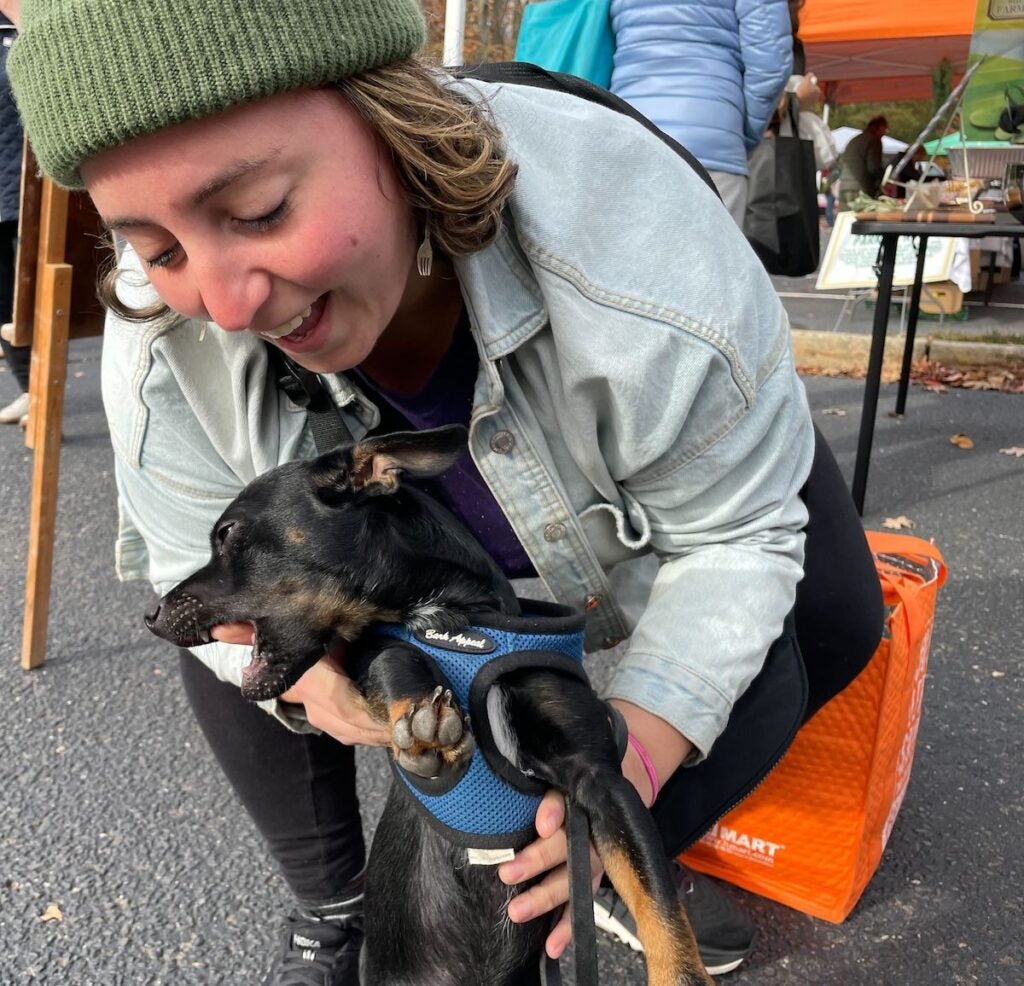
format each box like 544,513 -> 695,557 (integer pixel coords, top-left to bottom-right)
610,0 -> 793,226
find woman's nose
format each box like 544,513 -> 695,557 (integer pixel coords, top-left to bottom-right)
192,253 -> 272,333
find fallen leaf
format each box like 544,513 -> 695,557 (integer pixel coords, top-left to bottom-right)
883,515 -> 916,530
922,381 -> 948,394
999,446 -> 1024,457
820,407 -> 847,416
949,433 -> 974,450
39,903 -> 63,923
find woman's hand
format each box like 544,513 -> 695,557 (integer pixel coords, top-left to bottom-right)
211,622 -> 390,747
498,700 -> 694,958
497,790 -> 603,960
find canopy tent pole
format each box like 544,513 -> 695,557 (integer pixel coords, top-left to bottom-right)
443,0 -> 467,68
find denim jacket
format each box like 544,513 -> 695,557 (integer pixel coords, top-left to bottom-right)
101,78 -> 813,759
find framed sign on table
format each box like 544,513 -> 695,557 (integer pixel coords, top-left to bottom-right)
815,212 -> 956,291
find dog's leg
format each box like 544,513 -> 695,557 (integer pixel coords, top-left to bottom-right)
349,641 -> 475,778
499,670 -> 714,986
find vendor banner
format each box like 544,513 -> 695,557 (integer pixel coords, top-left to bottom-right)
962,1 -> 1024,142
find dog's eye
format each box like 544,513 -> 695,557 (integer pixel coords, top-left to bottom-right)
214,521 -> 236,553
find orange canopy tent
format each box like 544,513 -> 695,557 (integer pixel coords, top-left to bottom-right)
800,1 -> 975,104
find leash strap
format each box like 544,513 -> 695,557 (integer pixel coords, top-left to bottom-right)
566,798 -> 600,985
538,801 -> 599,986
266,344 -> 353,453
540,704 -> 628,986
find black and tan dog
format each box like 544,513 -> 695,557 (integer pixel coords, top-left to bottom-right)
145,425 -> 713,986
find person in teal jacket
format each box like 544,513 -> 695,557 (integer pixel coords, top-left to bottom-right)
610,0 -> 793,225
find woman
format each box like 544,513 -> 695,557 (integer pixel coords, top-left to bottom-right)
10,2 -> 880,983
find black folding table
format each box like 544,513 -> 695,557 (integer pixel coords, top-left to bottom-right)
848,214 -> 1024,514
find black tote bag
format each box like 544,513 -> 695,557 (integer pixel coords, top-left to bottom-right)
744,96 -> 821,277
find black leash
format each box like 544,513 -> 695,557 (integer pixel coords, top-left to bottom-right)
540,706 -> 629,985
266,344 -> 353,450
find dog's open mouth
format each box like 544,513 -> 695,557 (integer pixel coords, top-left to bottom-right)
241,646 -> 268,686
239,629 -> 324,702
241,631 -> 278,698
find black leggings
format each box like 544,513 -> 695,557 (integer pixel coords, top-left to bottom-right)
179,652 -> 365,906
0,220 -> 30,392
179,427 -> 881,903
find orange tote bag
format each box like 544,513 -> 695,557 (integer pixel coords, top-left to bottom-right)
681,532 -> 947,923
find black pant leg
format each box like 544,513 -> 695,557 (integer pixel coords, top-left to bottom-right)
178,650 -> 366,907
653,428 -> 884,855
795,426 -> 884,719
0,220 -> 29,392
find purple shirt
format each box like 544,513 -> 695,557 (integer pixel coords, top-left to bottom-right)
357,326 -> 536,579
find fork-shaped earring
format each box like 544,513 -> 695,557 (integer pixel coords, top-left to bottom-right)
416,221 -> 433,278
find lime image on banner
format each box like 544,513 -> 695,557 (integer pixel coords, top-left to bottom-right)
962,1 -> 1024,142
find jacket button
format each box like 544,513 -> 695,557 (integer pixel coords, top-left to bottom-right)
544,522 -> 566,542
585,594 -> 602,611
604,636 -> 623,648
490,431 -> 515,454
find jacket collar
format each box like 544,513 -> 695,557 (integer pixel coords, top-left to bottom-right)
454,216 -> 548,362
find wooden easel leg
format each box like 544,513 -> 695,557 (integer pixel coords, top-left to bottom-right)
21,262 -> 72,670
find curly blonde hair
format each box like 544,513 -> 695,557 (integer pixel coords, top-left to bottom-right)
99,58 -> 518,322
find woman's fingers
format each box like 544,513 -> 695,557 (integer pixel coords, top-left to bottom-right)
210,621 -> 255,646
207,629 -> 389,747
544,864 -> 605,959
535,788 -> 566,838
499,789 -> 604,939
499,791 -> 567,886
281,658 -> 391,747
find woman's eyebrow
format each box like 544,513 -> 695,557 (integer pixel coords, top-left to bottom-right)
190,150 -> 283,206
103,148 -> 286,230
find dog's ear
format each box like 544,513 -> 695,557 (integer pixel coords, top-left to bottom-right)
307,446 -> 357,503
350,425 -> 468,495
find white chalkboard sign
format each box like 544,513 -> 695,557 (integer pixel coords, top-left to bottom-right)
815,212 -> 956,291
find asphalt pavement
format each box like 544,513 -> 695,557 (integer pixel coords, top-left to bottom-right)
1,334 -> 1021,985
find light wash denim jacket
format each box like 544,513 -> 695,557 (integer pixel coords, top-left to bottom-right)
101,78 -> 814,759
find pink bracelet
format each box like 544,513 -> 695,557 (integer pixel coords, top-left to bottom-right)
627,733 -> 660,805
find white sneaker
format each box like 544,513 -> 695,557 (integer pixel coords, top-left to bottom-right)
0,391 -> 29,424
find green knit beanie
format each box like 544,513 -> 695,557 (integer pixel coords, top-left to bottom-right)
9,0 -> 427,189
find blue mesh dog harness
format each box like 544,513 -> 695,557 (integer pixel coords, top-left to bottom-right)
369,600 -> 589,853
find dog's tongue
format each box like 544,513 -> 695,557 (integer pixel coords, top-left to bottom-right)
242,646 -> 267,683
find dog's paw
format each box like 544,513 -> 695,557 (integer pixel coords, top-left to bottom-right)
391,685 -> 474,778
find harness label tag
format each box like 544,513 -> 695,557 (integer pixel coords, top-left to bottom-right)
414,627 -> 497,654
466,847 -> 516,866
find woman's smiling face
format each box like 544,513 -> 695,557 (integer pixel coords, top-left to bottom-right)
82,87 -> 420,374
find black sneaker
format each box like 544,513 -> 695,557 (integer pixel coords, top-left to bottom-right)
593,860 -> 755,976
263,908 -> 364,986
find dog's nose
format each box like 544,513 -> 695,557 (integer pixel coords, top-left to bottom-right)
144,602 -> 162,628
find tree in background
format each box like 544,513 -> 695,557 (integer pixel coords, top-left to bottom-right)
931,59 -> 953,115
421,0 -> 529,63
830,100 -> 933,146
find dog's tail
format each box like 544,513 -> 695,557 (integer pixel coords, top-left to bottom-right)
572,771 -> 713,986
